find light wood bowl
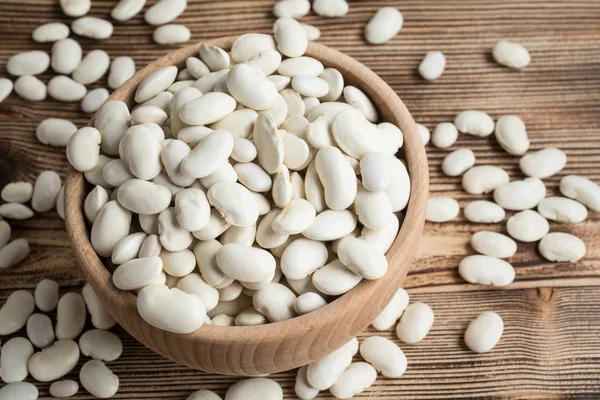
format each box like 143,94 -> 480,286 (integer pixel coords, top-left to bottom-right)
64,36 -> 429,376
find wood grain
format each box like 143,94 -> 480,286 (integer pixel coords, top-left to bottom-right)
0,0 -> 599,397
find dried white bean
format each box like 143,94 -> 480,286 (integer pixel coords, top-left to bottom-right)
72,17 -> 113,39
253,282 -> 297,322
79,329 -> 122,362
493,177 -> 546,211
108,56 -> 136,89
426,197 -> 459,222
442,149 -> 475,177
1,337 -> 34,383
431,122 -> 458,149
28,339 -> 80,382
0,204 -> 34,220
154,24 -> 190,44
91,201 -> 132,257
471,231 -> 517,258
1,182 -> 33,204
7,51 -> 50,76
492,40 -> 530,69
560,175 -> 600,212
14,75 -> 46,101
137,284 -> 206,333
506,210 -> 549,242
34,279 -> 59,312
360,336 -> 407,378
465,311 -> 504,353
418,51 -> 446,81
462,165 -> 509,195
274,17 -> 307,58
26,314 -> 55,349
80,360 -> 119,398
47,76 -> 87,102
365,7 -> 403,44
32,22 -> 69,43
494,115 -> 529,155
312,0 -> 348,17
306,338 -> 356,390
396,302 -> 434,344
537,197 -> 587,223
372,287 -> 409,330
539,232 -> 586,262
454,110 -> 494,137
217,244 -> 276,283
81,88 -> 109,114
49,380 -> 79,398
225,378 -> 283,400
519,147 -> 567,179
51,39 -> 82,75
82,283 -> 116,329
458,255 -> 515,286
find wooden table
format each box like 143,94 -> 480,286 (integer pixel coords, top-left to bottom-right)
1,0 -> 599,398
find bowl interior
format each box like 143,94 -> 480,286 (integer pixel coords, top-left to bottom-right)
64,35 -> 429,375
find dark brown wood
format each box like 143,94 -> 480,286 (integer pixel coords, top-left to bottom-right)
0,0 -> 599,397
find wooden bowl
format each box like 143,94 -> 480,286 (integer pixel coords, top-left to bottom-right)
64,35 -> 429,376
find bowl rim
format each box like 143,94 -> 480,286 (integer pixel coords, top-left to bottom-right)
64,35 -> 429,374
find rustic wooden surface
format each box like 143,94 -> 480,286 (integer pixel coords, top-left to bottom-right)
0,0 -> 599,398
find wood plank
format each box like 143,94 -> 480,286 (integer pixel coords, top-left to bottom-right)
3,287 -> 600,399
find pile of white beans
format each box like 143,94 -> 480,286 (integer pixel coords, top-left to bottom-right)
0,280 -> 121,399
66,26 -> 411,334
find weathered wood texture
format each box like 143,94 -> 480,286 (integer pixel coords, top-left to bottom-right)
0,0 -> 599,397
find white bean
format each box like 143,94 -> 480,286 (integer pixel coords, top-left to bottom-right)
7,51 -> 50,76
506,210 -> 549,242
330,362 -> 377,399
28,339 -> 80,382
32,22 -> 69,43
137,285 -> 206,333
279,56 -> 324,78
359,213 -> 400,254
154,24 -> 190,44
227,63 -> 279,111
55,293 -> 86,340
82,283 -> 116,329
464,311 -> 504,353
442,149 -> 475,177
294,366 -> 319,400
212,109 -> 258,139
51,38 -> 82,75
84,186 -> 109,223
273,0 -> 310,18
493,177 -> 546,211
1,182 -> 32,204
312,0 -> 349,17
81,88 -> 110,114
207,181 -> 259,227
217,244 -> 276,283
426,197 -> 460,222
225,378 -> 283,400
108,56 -> 136,89
253,282 -> 297,322
47,75 -> 87,102
303,209 -> 357,241
72,17 -> 113,39
492,40 -> 530,69
306,338 -> 356,390
0,78 -> 13,103
274,17 -> 307,58
539,232 -> 586,262
0,239 -> 30,268
458,255 -> 515,286
312,260 -> 362,296
471,231 -> 517,258
14,75 -> 46,101
418,51 -> 446,81
371,287 -> 409,330
294,292 -> 327,315
431,122 -> 458,149
91,201 -> 132,257
463,200 -> 506,223
79,360 -> 119,398
1,337 -> 34,383
0,382 -> 38,400
36,118 -> 77,147
396,302 -> 434,344
560,175 -> 600,212
0,290 -> 34,335
0,204 -> 34,220
359,336 -> 407,378
49,380 -> 79,398
462,165 -> 509,195
72,50 -> 110,85
494,115 -> 529,155
26,314 -> 55,349
337,237 -> 387,280
537,197 -> 587,223
454,110 -> 494,137
364,7 -> 403,44
79,329 -> 122,362
34,279 -> 59,312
